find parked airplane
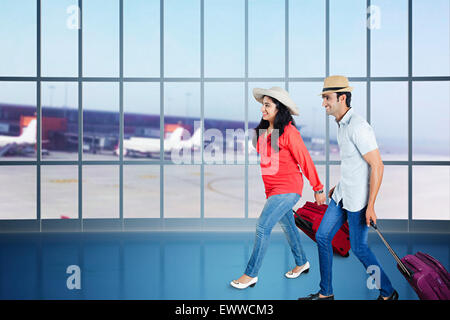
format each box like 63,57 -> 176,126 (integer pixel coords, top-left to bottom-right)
116,127 -> 202,158
0,119 -> 37,156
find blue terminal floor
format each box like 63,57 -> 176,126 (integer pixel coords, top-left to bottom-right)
0,231 -> 448,300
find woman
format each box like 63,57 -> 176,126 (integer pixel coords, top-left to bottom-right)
230,86 -> 326,289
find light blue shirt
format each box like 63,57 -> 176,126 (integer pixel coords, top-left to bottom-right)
331,108 -> 379,212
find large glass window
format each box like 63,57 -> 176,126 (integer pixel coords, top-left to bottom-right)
0,0 -> 36,76
205,0 -> 245,78
41,82 -> 78,160
0,0 -> 448,229
371,82 -> 408,161
82,82 -> 119,161
330,0 -> 366,77
41,165 -> 78,219
123,0 -> 160,77
289,82 -> 326,162
164,0 -> 200,77
289,0 -> 326,77
413,82 -> 450,161
82,165 -> 119,219
42,0 -> 78,77
0,166 -> 36,219
413,0 -> 450,76
370,0 -> 408,76
413,166 -> 450,220
83,0 -> 119,77
0,82 -> 36,161
123,165 -> 160,218
123,82 -> 160,161
249,0 -> 285,78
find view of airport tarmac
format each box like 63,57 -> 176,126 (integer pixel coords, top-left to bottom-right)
0,146 -> 448,221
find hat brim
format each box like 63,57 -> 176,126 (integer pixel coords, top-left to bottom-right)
318,87 -> 353,96
253,88 -> 299,116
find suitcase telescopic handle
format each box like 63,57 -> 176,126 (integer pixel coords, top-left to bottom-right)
370,222 -> 413,279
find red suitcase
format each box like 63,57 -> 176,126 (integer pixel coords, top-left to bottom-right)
293,201 -> 351,257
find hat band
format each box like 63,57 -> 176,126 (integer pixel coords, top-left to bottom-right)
322,86 -> 346,92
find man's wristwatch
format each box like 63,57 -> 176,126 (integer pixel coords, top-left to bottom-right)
314,190 -> 324,194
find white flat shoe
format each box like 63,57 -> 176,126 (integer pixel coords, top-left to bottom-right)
230,277 -> 258,289
285,261 -> 310,279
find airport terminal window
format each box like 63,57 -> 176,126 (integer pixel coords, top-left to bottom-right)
204,82 -> 245,165
42,0 -> 78,77
289,82 -> 327,162
41,82 -> 79,161
0,166 -> 36,220
83,0 -> 120,77
248,0 -> 285,78
205,0 -> 245,78
376,166 -> 408,220
204,165 -> 245,218
330,0 -> 366,77
0,82 -> 36,161
82,82 -> 119,161
83,165 -> 120,219
371,82 -> 408,161
164,0 -> 200,77
41,165 -> 78,219
0,0 -> 449,227
164,83 -> 200,165
413,82 -> 450,162
412,0 -> 450,76
289,0 -> 326,78
123,82 -> 160,161
413,166 -> 450,220
370,0 -> 408,77
0,0 -> 36,76
123,165 -> 160,218
164,165 -> 201,218
123,0 -> 160,77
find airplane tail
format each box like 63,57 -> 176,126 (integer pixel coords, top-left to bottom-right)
17,119 -> 37,144
167,127 -> 186,145
189,128 -> 202,148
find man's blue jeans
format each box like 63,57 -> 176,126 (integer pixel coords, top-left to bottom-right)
245,193 -> 307,278
316,199 -> 395,297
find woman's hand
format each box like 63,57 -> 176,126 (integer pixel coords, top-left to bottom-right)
314,191 -> 326,205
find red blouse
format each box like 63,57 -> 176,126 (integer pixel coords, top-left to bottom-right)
256,122 -> 323,198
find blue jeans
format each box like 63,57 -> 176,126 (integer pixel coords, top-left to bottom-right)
245,193 -> 307,277
316,199 -> 394,297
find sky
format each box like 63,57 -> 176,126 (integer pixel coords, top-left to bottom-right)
0,0 -> 449,156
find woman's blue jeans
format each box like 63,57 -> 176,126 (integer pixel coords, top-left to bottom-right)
316,199 -> 395,297
245,193 -> 307,278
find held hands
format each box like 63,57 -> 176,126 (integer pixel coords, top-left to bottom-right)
365,206 -> 377,227
314,191 -> 326,205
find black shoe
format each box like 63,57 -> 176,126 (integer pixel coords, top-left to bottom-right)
377,290 -> 399,300
298,292 -> 334,300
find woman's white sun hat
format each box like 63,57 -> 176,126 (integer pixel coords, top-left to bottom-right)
253,86 -> 299,116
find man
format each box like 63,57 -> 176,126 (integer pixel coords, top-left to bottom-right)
299,75 -> 398,300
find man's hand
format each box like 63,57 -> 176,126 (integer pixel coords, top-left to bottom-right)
365,206 -> 377,227
328,186 -> 335,199
314,192 -> 326,205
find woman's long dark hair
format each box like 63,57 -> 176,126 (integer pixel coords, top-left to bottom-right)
252,96 -> 296,152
